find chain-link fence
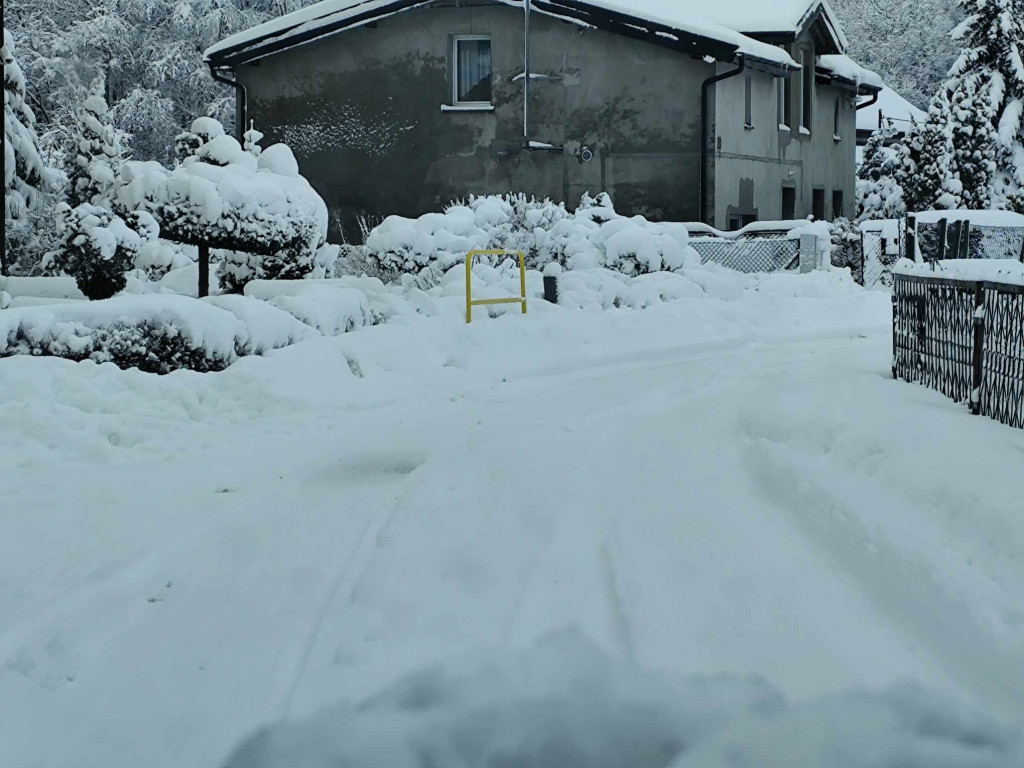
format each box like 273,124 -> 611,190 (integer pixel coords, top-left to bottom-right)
861,233 -> 899,288
689,236 -> 800,273
916,220 -> 1024,262
893,272 -> 1024,429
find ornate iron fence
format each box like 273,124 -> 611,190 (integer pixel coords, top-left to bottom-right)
689,236 -> 800,273
893,273 -> 1024,429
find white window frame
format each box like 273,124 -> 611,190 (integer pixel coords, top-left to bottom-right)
452,35 -> 493,109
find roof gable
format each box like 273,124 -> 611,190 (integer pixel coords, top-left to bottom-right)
205,0 -> 802,71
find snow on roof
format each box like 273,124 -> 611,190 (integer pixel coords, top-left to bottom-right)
698,0 -> 845,42
856,84 -> 926,132
818,54 -> 883,90
205,0 -> 802,68
568,0 -> 800,66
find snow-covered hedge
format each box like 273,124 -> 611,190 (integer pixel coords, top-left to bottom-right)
0,295 -> 317,373
363,192 -> 700,285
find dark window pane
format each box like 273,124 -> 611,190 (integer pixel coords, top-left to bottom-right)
457,39 -> 491,103
744,73 -> 752,126
832,190 -> 844,219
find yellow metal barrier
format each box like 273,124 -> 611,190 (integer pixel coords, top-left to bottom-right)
465,250 -> 527,323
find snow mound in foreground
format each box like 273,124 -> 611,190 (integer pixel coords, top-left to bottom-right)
222,632 -> 1021,768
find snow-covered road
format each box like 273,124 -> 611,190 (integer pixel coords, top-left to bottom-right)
2,279 -> 1023,767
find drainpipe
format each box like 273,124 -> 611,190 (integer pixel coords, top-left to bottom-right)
209,64 -> 248,143
700,57 -> 745,225
523,0 -> 531,147
856,90 -> 879,113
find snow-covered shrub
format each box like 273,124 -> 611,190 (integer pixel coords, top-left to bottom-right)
133,239 -> 193,280
174,116 -> 225,165
0,294 -> 317,372
66,77 -> 126,207
829,218 -> 863,281
0,296 -> 240,373
50,203 -> 159,300
113,122 -> 327,293
365,192 -> 700,287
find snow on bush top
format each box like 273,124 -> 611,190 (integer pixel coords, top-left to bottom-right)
365,193 -> 700,280
112,121 -> 327,256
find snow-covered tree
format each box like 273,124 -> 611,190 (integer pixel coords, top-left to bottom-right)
67,77 -> 126,207
3,27 -> 50,274
900,90 -> 960,211
948,74 -> 999,209
832,0 -> 962,109
946,0 -> 1024,212
856,125 -> 906,220
50,202 -> 159,299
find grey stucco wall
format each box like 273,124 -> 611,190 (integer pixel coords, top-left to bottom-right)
236,2 -> 713,242
710,45 -> 857,228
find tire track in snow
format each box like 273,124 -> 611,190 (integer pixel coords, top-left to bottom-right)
276,495 -> 401,721
737,419 -> 1024,720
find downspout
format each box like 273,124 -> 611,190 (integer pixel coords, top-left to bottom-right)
856,90 -> 879,113
523,0 -> 531,147
209,64 -> 248,143
700,56 -> 745,225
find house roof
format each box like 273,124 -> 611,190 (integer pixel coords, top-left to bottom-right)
204,0 -> 813,70
856,83 -> 925,132
817,54 -> 883,91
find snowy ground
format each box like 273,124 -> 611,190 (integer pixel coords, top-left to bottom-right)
2,276 -> 1023,767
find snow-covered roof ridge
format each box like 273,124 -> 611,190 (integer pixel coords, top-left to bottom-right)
204,0 -> 810,69
856,83 -> 925,132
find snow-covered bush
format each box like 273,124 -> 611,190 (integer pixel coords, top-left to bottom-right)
365,192 -> 700,286
50,203 -> 159,300
829,218 -> 864,281
174,116 -> 225,165
133,239 -> 193,280
66,77 -> 125,207
899,89 -> 961,213
0,294 -> 318,373
113,120 -> 327,293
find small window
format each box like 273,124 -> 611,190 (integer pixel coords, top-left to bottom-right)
780,75 -> 793,128
728,214 -> 744,231
744,73 -> 753,129
832,190 -> 845,219
833,98 -> 841,140
782,186 -> 796,219
801,48 -> 814,131
453,36 -> 492,106
812,188 -> 825,221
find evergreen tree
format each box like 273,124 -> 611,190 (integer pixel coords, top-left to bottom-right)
67,76 -> 125,207
3,27 -> 52,275
856,125 -> 907,220
947,0 -> 1024,211
899,90 -> 959,212
948,74 -> 999,208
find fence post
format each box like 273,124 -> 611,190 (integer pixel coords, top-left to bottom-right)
905,215 -> 916,262
958,220 -> 971,259
936,218 -> 948,264
799,234 -> 817,272
971,282 -> 985,416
